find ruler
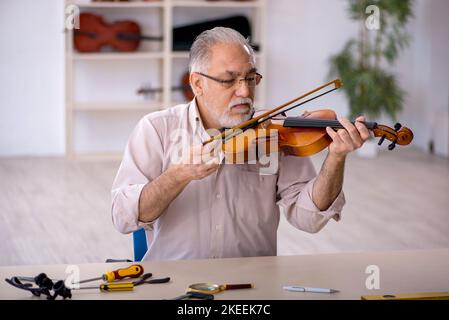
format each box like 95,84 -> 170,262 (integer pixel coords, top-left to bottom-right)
361,292 -> 449,300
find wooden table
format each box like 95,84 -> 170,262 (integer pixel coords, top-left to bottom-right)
1,249 -> 448,300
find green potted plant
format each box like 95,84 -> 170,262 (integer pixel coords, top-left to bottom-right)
329,0 -> 414,157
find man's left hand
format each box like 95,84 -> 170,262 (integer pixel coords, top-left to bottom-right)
325,116 -> 371,160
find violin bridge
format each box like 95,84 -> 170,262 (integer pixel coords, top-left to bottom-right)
258,119 -> 272,129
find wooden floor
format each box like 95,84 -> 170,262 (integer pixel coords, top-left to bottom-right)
1,147 -> 448,266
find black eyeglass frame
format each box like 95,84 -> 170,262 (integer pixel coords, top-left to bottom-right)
195,72 -> 263,88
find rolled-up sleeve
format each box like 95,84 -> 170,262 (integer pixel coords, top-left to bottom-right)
111,116 -> 164,234
276,155 -> 345,234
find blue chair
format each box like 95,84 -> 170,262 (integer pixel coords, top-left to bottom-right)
133,229 -> 148,261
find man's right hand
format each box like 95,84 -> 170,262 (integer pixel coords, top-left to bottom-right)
138,139 -> 222,223
169,140 -> 221,183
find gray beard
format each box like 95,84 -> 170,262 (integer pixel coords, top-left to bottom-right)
207,102 -> 255,128
218,108 -> 255,128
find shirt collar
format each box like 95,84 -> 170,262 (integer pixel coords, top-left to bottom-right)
188,98 -> 210,143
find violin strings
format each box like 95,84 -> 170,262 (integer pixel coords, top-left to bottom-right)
261,87 -> 340,124
284,119 -> 378,130
284,119 -> 344,128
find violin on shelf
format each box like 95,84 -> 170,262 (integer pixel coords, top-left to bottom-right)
137,72 -> 194,102
204,79 -> 414,162
74,13 -> 162,53
74,13 -> 259,53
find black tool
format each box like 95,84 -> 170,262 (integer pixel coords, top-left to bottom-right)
5,271 -> 171,299
133,273 -> 170,286
5,277 -> 50,297
171,291 -> 214,300
17,273 -> 54,290
6,274 -> 72,300
51,280 -> 72,300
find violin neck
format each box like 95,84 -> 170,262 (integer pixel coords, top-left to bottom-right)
75,30 -> 163,41
117,32 -> 163,41
283,118 -> 378,130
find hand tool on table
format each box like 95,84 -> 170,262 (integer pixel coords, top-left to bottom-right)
187,282 -> 253,294
71,273 -> 170,292
72,264 -> 144,284
132,273 -> 170,286
361,292 -> 449,300
5,269 -> 170,299
15,273 -> 54,290
74,282 -> 135,292
171,291 -> 215,300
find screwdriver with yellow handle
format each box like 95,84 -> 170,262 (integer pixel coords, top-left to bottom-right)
77,282 -> 135,292
73,264 -> 144,284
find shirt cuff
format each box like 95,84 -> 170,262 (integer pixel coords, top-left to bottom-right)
296,177 -> 346,221
111,183 -> 156,234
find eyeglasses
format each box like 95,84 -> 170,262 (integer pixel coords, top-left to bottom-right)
196,72 -> 263,89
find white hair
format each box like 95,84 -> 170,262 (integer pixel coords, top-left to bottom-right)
189,27 -> 256,73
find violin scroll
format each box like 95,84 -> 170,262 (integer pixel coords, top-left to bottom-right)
372,123 -> 414,151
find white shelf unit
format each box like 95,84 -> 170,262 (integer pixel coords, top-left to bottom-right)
65,0 -> 266,159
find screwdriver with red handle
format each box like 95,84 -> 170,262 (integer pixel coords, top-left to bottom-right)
73,264 -> 144,284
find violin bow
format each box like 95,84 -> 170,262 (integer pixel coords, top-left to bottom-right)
203,79 -> 343,145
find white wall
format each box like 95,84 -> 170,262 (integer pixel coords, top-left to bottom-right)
395,0 -> 449,157
265,0 -> 449,157
0,0 -> 448,157
0,0 -> 65,156
266,0 -> 358,116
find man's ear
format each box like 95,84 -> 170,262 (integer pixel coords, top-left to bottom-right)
190,72 -> 204,97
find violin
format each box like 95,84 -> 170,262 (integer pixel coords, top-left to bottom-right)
74,13 -> 162,52
204,79 -> 414,162
137,72 -> 194,102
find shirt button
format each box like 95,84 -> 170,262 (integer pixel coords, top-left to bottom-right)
216,193 -> 222,199
215,224 -> 220,230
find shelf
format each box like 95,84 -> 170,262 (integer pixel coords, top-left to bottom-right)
172,0 -> 263,8
171,51 -> 263,59
73,101 -> 164,112
171,51 -> 189,59
72,51 -> 263,61
69,1 -> 164,8
70,0 -> 262,8
65,0 -> 266,157
73,52 -> 164,61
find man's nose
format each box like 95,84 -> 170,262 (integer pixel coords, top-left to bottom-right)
235,80 -> 250,97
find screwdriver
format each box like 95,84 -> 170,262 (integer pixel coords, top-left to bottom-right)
76,282 -> 134,292
73,275 -> 171,292
73,264 -> 144,284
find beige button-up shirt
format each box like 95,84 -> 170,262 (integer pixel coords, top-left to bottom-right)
111,99 -> 345,261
